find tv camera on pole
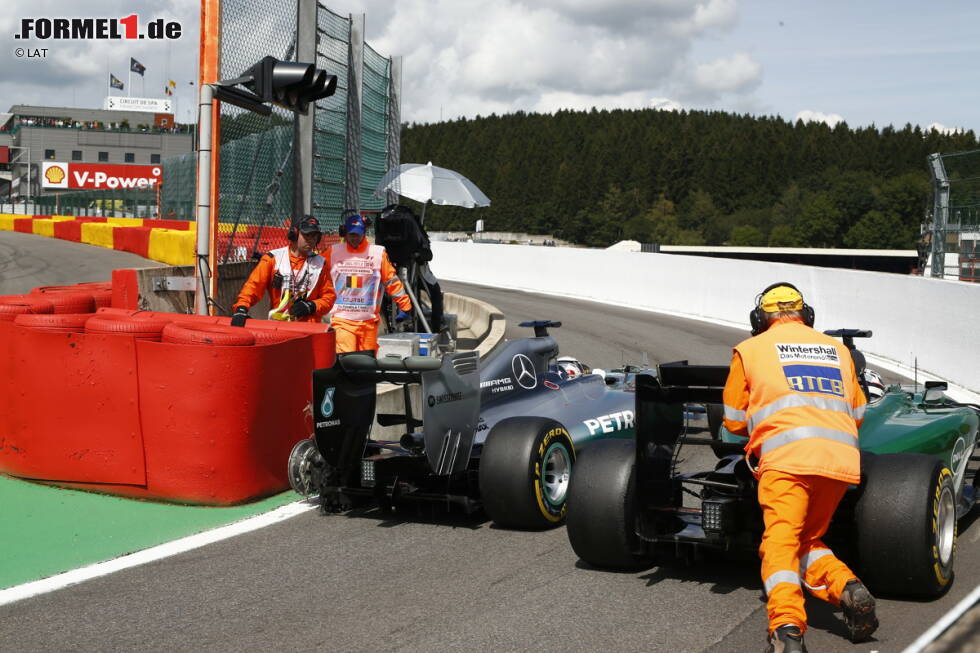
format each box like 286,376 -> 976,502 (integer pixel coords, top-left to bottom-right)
213,56 -> 337,115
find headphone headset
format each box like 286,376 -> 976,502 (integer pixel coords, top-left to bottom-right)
287,216 -> 323,244
749,281 -> 815,335
338,214 -> 372,236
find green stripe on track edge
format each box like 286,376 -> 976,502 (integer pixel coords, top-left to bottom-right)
0,475 -> 298,590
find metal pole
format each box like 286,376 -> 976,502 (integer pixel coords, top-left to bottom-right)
194,83 -> 214,315
294,0 -> 316,220
397,267 -> 431,333
345,13 -> 365,213
928,153 -> 949,279
26,146 -> 31,210
386,56 -> 402,208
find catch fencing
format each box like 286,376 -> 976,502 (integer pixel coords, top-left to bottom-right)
927,149 -> 980,281
160,1 -> 400,263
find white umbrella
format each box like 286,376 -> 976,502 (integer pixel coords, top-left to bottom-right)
373,162 -> 490,222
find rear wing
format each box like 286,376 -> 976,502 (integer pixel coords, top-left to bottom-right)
312,351 -> 480,483
635,364 -> 729,506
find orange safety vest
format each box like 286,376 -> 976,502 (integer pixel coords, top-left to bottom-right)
722,319 -> 866,483
267,246 -> 325,320
328,241 -> 385,322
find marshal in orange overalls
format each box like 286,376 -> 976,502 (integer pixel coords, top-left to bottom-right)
723,315 -> 867,636
323,238 -> 412,353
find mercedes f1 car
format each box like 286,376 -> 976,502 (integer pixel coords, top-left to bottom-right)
287,321 -> 650,529
565,329 -> 980,597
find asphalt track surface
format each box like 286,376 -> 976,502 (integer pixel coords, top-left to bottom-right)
1,230 -> 978,652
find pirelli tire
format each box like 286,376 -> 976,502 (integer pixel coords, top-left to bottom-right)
479,417 -> 575,530
854,453 -> 957,598
566,438 -> 651,570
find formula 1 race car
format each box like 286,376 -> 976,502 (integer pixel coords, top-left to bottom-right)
287,321 -> 649,529
565,329 -> 980,598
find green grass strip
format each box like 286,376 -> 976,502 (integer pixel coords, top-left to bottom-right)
0,475 -> 298,589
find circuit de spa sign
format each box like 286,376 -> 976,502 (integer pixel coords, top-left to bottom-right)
41,162 -> 162,190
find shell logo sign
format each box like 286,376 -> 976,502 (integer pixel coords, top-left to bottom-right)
44,163 -> 67,187
42,162 -> 162,190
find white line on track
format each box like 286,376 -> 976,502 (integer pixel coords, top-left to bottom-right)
0,499 -> 317,608
902,584 -> 980,653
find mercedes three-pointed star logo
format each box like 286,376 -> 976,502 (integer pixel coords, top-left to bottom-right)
512,354 -> 537,390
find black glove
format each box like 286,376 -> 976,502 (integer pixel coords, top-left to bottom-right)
289,298 -> 316,318
230,306 -> 249,327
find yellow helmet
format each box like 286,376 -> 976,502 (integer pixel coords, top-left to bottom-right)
760,285 -> 804,313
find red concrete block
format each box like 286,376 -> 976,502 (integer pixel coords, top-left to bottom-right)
13,218 -> 36,233
53,220 -> 82,241
150,219 -> 192,230
113,226 -> 152,258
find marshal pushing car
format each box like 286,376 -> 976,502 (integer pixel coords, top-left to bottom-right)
565,329 -> 980,598
287,321 -> 651,529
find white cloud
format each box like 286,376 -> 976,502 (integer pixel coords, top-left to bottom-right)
0,0 -> 758,125
795,109 -> 845,128
649,97 -> 683,111
358,0 -> 755,122
0,0 -> 200,122
532,91 -> 668,114
926,122 -> 965,135
689,52 -> 761,96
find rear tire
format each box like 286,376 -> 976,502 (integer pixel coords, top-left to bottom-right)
854,453 -> 956,597
479,417 -> 574,530
566,438 -> 651,570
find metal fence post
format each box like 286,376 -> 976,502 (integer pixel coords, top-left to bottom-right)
345,13 -> 365,213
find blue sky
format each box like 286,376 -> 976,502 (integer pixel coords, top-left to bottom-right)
1,1 -> 978,134
690,1 -> 980,133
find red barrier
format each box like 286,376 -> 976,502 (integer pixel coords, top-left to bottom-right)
32,282 -> 112,309
53,220 -> 82,242
13,313 -> 91,333
0,295 -> 54,321
149,219 -> 192,230
0,310 -> 336,504
111,269 -> 139,309
13,218 -> 36,233
0,323 -> 147,485
113,226 -> 152,258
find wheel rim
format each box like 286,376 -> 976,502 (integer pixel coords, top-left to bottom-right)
542,442 -> 571,506
288,440 -> 318,495
937,485 -> 956,567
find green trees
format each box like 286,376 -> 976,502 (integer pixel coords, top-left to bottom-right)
400,108 -> 977,248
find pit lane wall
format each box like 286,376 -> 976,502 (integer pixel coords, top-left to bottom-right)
429,243 -> 980,402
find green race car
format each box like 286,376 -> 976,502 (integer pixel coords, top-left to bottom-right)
566,329 -> 979,598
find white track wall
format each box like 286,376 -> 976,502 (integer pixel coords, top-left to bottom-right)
430,243 -> 980,401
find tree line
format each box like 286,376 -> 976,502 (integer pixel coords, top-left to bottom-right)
400,108 -> 978,249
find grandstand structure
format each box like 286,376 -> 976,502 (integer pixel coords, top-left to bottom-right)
927,149 -> 980,282
0,105 -> 192,215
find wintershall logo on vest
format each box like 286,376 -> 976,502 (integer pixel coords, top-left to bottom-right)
782,364 -> 845,397
775,343 -> 839,364
41,163 -> 161,190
